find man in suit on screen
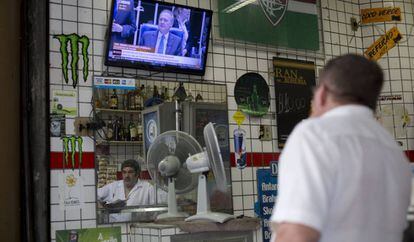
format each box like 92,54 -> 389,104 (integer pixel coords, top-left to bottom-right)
111,0 -> 136,44
139,9 -> 182,56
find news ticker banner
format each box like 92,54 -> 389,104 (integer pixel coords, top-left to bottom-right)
94,76 -> 136,90
273,57 -> 315,149
364,26 -> 402,61
360,7 -> 401,24
256,164 -> 278,242
218,0 -> 319,51
56,227 -> 121,242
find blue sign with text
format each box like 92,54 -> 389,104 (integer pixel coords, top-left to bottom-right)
257,167 -> 278,242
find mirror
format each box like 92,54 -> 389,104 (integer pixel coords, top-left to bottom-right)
93,78 -> 232,224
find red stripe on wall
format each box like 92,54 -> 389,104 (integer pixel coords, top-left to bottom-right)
405,150 -> 414,163
230,151 -> 414,167
50,152 -> 95,169
230,152 -> 280,167
52,150 -> 414,169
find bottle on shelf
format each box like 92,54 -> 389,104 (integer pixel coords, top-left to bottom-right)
145,85 -> 152,104
129,114 -> 138,141
113,116 -> 122,141
137,123 -> 143,142
122,93 -> 128,110
163,86 -> 170,102
195,92 -> 203,102
153,85 -> 160,99
140,84 -> 146,109
128,90 -> 136,110
185,89 -> 194,102
109,89 -> 118,109
135,87 -> 143,110
106,115 -> 114,141
119,117 -> 126,141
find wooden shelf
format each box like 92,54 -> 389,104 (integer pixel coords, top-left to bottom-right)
95,108 -> 142,114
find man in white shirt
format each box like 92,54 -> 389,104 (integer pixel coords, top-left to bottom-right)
139,10 -> 182,56
98,159 -> 166,222
271,54 -> 412,242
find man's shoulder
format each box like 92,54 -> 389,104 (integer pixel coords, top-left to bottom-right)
169,32 -> 180,39
143,30 -> 157,37
101,180 -> 123,189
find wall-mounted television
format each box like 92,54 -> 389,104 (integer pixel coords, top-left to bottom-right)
105,0 -> 213,76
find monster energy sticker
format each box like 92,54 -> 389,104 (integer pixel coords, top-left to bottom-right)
58,170 -> 85,211
54,33 -> 90,88
234,72 -> 270,117
61,135 -> 83,169
51,89 -> 77,117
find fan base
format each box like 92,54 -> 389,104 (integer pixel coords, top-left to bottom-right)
185,212 -> 233,223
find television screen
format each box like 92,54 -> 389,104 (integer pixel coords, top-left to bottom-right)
105,0 -> 213,76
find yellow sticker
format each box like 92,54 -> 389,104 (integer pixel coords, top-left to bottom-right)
364,27 -> 402,61
360,7 -> 401,24
233,111 -> 246,126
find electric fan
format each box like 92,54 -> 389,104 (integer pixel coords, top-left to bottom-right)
185,122 -> 234,223
147,130 -> 202,220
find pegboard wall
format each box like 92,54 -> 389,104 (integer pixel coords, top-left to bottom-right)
49,0 -> 414,241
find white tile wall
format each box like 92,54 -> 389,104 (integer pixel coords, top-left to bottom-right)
48,0 -> 414,241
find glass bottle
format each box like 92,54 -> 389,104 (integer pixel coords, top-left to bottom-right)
195,92 -> 203,102
153,85 -> 160,99
185,89 -> 194,102
145,85 -> 152,103
163,86 -> 170,102
140,84 -> 147,109
109,89 -> 118,109
129,114 -> 138,141
113,116 -> 121,141
106,115 -> 114,141
128,90 -> 135,110
137,123 -> 143,142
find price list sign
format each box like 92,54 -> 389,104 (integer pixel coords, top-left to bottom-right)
257,167 -> 278,242
273,57 -> 315,149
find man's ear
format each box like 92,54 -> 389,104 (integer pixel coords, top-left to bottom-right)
317,84 -> 329,106
310,84 -> 328,118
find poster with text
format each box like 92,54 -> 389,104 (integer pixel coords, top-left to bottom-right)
273,58 -> 315,149
257,168 -> 278,242
58,170 -> 85,211
56,227 -> 121,242
51,89 -> 78,117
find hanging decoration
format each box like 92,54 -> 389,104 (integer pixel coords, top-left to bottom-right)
234,72 -> 270,117
364,26 -> 402,61
360,7 -> 401,24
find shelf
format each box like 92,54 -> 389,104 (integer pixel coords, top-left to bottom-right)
95,108 -> 142,113
97,140 -> 143,145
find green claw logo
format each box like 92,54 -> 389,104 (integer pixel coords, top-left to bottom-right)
54,33 -> 90,88
61,136 -> 83,169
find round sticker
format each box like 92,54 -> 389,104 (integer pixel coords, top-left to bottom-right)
234,72 -> 270,117
146,119 -> 158,143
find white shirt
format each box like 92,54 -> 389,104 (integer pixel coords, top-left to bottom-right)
271,105 -> 412,242
98,179 -> 167,222
155,32 -> 169,54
